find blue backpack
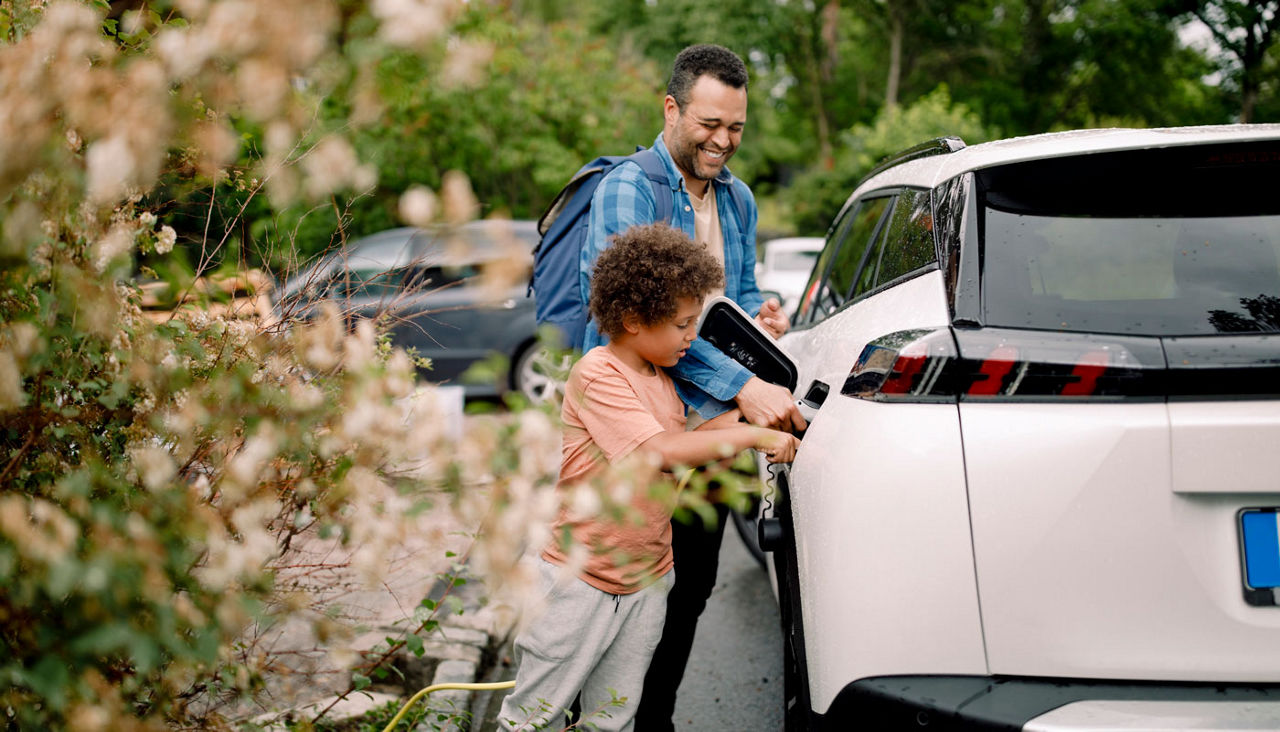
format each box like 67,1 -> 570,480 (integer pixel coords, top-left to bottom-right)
530,146 -> 745,350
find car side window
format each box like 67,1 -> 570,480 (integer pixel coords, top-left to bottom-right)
402,264 -> 476,292
852,189 -> 936,300
829,196 -> 893,307
330,263 -> 476,299
795,209 -> 853,326
325,267 -> 390,298
795,196 -> 894,325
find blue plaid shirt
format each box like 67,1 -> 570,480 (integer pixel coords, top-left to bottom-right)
581,133 -> 765,419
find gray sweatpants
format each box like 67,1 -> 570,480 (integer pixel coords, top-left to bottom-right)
497,559 -> 674,731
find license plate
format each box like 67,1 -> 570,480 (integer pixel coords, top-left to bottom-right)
1239,508 -> 1280,606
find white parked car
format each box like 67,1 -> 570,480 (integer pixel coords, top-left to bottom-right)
756,236 -> 824,316
759,125 -> 1280,730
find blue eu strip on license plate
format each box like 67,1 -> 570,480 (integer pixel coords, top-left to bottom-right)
1240,509 -> 1280,606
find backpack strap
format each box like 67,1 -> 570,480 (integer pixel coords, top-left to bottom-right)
629,147 -> 673,225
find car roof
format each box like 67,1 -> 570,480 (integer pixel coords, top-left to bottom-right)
853,123 -> 1280,198
280,219 -> 537,297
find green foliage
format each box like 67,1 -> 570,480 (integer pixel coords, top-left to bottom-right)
785,85 -> 995,235
131,1 -> 1266,267
1178,0 -> 1280,122
0,2 -> 563,728
220,4 -> 663,273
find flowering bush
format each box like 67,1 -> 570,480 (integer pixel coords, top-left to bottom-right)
0,1 -> 565,728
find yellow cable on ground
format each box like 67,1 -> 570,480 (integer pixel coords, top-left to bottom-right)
381,680 -> 516,732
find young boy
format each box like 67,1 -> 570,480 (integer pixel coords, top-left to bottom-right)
498,223 -> 799,731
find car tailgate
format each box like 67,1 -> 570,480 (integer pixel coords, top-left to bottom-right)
962,399 -> 1280,682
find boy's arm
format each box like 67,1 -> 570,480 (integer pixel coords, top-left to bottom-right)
638,423 -> 798,468
693,407 -> 744,430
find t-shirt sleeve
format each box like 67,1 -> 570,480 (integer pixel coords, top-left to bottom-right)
577,372 -> 668,464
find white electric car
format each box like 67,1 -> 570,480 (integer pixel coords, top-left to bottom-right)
760,125 -> 1280,730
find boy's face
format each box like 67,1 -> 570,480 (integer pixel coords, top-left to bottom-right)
628,296 -> 702,369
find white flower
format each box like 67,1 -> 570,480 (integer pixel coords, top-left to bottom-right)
567,483 -> 602,521
155,225 -> 176,254
228,426 -> 277,486
398,186 -> 437,227
86,136 -> 137,204
92,225 -> 135,273
131,445 -> 177,492
440,169 -> 478,225
0,352 -> 25,411
302,136 -> 376,199
6,322 -> 39,360
440,38 -> 494,89
372,0 -> 453,48
138,211 -> 157,228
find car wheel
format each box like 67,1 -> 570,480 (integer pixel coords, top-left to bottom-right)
512,342 -> 569,406
773,471 -> 813,731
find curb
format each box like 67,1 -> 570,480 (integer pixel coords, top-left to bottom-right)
254,562 -> 514,731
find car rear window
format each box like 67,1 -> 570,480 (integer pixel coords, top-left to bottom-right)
979,142 -> 1280,336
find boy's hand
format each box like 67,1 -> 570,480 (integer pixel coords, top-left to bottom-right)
755,297 -> 788,339
756,428 -> 800,463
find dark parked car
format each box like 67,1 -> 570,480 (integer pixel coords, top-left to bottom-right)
277,219 -> 563,401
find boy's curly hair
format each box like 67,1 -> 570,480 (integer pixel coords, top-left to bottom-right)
589,223 -> 724,338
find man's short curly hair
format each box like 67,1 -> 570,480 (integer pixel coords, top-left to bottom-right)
590,223 -> 724,339
667,44 -> 748,109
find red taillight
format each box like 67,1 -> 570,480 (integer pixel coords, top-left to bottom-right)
843,328 -> 1162,401
1060,349 -> 1111,396
967,345 -> 1019,396
843,329 -> 957,399
880,352 -> 927,394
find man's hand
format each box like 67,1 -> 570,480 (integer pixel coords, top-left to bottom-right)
754,297 -> 788,339
735,376 -> 807,433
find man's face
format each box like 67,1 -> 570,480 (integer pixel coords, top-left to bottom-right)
664,75 -> 747,190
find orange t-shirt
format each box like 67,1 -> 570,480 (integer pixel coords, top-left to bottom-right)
541,346 -> 687,594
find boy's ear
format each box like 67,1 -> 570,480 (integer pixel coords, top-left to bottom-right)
620,314 -> 643,336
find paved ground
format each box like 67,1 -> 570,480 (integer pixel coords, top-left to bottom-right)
474,526 -> 784,731
671,527 -> 783,731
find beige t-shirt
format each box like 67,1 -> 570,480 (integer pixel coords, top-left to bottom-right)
542,346 -> 687,594
690,185 -> 726,301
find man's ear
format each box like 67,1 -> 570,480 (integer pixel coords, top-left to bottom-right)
663,95 -> 680,127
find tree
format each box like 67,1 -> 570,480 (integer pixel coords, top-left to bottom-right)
1181,0 -> 1280,121
784,85 -> 995,234
891,0 -> 1227,135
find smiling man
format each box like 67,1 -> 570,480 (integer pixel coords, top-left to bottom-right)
579,44 -> 805,732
